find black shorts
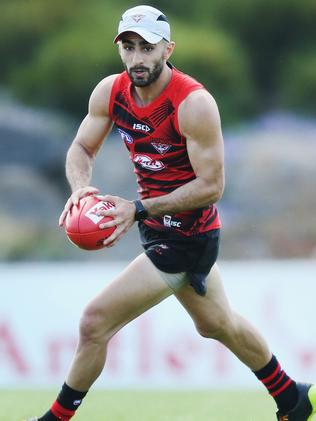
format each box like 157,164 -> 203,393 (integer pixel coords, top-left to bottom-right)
138,222 -> 220,296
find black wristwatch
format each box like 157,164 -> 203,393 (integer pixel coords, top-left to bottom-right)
133,200 -> 149,221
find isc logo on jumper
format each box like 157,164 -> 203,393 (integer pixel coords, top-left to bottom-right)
133,123 -> 151,132
85,201 -> 114,224
163,215 -> 182,228
134,154 -> 165,171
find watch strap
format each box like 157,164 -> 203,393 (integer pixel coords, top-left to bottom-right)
133,199 -> 149,221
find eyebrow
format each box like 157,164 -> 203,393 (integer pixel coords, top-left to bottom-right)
121,39 -> 154,46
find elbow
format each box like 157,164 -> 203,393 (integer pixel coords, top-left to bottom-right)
196,171 -> 225,206
201,184 -> 223,206
207,175 -> 225,204
215,169 -> 225,202
211,185 -> 223,203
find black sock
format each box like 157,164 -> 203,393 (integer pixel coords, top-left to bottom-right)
253,354 -> 298,413
38,412 -> 59,421
38,383 -> 88,421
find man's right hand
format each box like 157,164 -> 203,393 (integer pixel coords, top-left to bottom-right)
58,186 -> 100,227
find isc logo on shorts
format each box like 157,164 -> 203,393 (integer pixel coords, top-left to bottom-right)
163,215 -> 182,228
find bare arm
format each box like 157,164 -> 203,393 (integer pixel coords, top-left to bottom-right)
59,74 -> 117,225
66,75 -> 117,191
142,89 -> 225,215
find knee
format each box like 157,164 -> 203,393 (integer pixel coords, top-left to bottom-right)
79,304 -> 108,344
195,314 -> 234,340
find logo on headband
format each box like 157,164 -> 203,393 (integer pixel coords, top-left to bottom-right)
132,14 -> 146,23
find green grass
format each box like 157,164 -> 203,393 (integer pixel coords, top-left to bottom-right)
0,389 -> 276,421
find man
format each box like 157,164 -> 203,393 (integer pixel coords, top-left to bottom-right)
24,5 -> 315,421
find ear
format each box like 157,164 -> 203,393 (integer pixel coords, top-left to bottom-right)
117,42 -> 123,57
164,41 -> 176,61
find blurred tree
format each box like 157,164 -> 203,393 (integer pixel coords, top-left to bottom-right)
171,23 -> 255,123
152,0 -> 316,114
8,1 -> 254,123
0,0 -> 81,80
279,50 -> 316,115
1,0 -> 316,121
199,0 -> 316,111
9,3 -> 123,117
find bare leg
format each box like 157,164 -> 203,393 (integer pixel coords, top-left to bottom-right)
175,263 -> 271,371
66,253 -> 172,390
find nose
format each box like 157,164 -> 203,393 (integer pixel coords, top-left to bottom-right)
131,49 -> 144,66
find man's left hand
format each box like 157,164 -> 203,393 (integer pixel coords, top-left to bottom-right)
96,194 -> 136,247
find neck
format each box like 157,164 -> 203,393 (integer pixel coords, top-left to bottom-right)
132,64 -> 172,107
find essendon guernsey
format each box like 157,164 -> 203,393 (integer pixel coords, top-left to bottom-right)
109,65 -> 221,236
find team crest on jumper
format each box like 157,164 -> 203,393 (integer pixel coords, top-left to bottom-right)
117,128 -> 133,144
151,142 -> 172,155
132,14 -> 146,23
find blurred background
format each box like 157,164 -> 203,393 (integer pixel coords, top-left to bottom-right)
1,0 -> 316,395
1,0 -> 316,261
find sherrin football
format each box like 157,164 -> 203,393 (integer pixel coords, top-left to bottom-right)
65,196 -> 116,250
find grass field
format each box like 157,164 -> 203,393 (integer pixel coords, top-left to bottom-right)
0,389 -> 276,420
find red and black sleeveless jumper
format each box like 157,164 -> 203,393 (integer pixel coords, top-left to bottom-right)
109,65 -> 221,238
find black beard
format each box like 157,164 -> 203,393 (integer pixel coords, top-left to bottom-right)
125,59 -> 164,87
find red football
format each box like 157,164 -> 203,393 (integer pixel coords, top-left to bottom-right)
65,196 -> 116,250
